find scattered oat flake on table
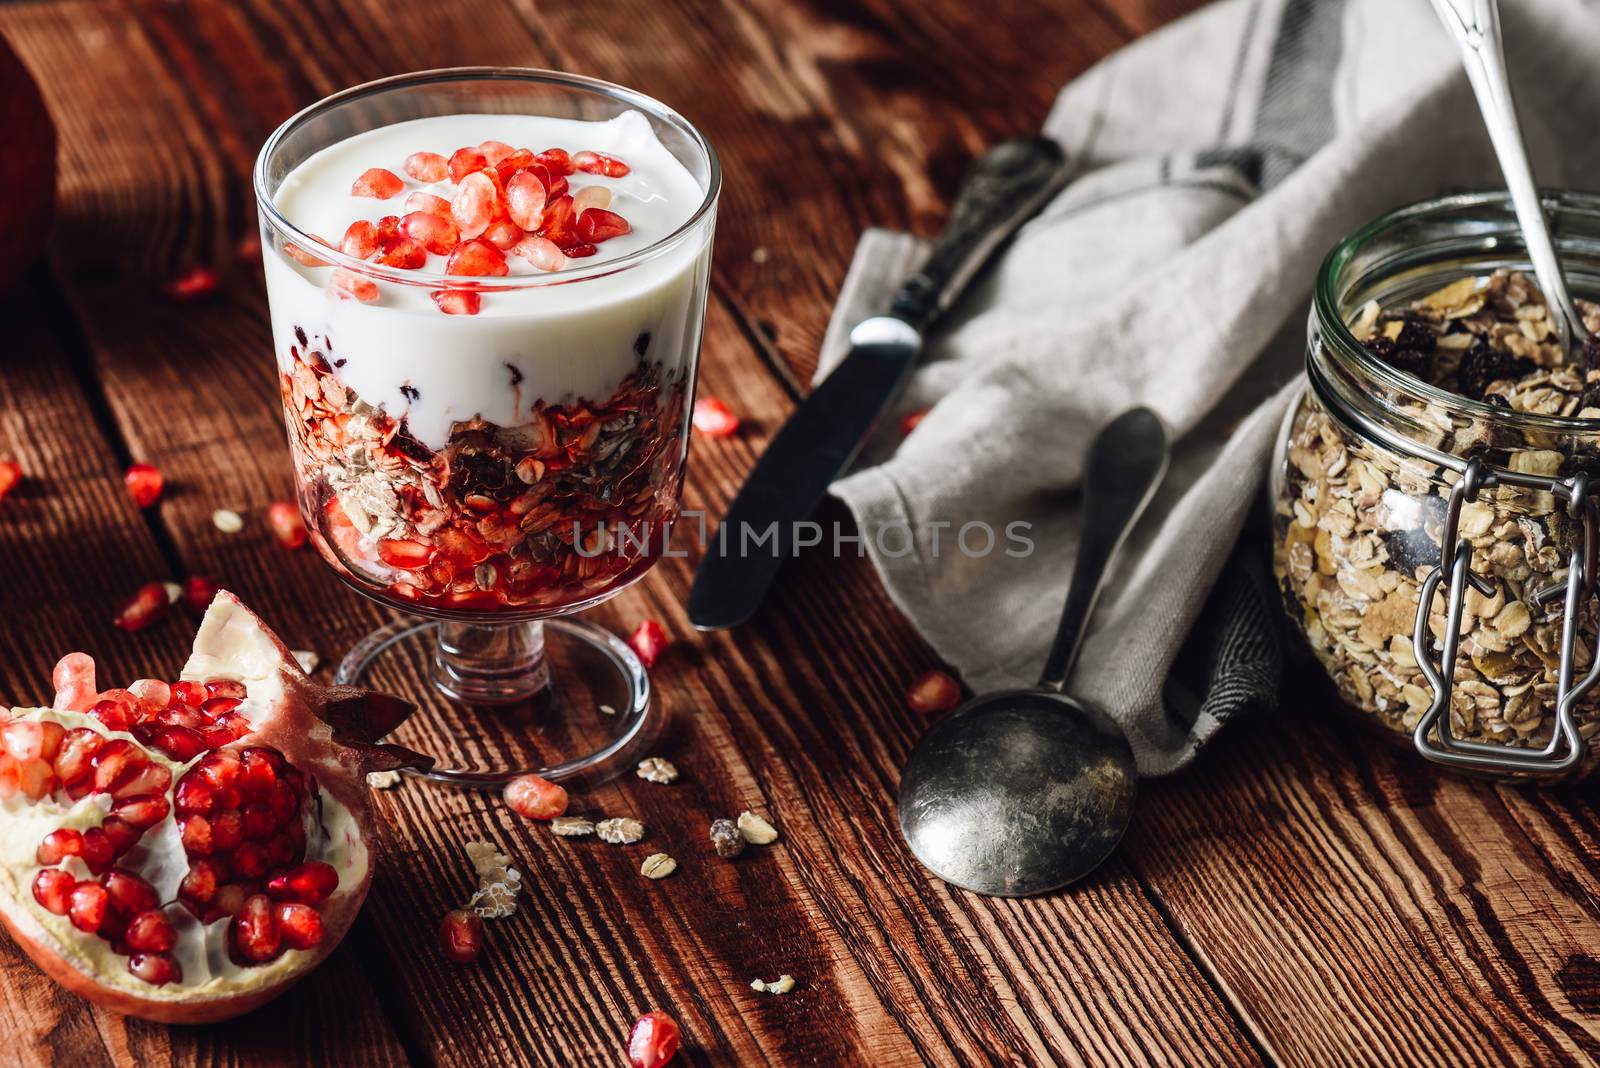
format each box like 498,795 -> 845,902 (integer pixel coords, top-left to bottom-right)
636,757 -> 678,784
737,811 -> 779,845
551,816 -> 595,837
596,817 -> 645,845
599,703 -> 617,717
161,582 -> 183,605
750,974 -> 796,994
212,508 -> 244,533
710,818 -> 745,858
463,840 -> 522,919
366,769 -> 402,789
640,853 -> 677,879
292,649 -> 320,674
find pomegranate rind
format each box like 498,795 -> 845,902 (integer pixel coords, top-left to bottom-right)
0,591 -> 420,1022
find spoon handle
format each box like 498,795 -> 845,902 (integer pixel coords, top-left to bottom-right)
1038,407 -> 1170,693
1429,0 -> 1587,350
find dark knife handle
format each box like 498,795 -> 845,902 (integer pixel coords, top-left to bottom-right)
888,137 -> 1070,333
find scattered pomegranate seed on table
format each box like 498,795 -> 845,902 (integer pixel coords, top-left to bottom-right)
438,909 -> 485,964
123,463 -> 164,508
113,583 -> 170,632
627,1011 -> 681,1068
503,773 -> 568,820
906,669 -> 962,714
692,397 -> 740,437
266,501 -> 308,549
0,460 -> 23,504
350,167 -> 403,199
628,620 -> 669,667
166,266 -> 218,300
900,409 -> 929,436
181,576 -> 221,615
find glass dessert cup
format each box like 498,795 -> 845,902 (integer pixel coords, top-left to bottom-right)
253,69 -> 718,787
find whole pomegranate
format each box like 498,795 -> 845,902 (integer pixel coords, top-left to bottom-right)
0,33 -> 54,294
0,592 -> 429,1022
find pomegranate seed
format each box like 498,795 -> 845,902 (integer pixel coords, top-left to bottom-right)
166,266 -> 219,300
128,952 -> 182,986
16,758 -> 51,800
540,195 -> 578,248
506,170 -> 547,231
88,700 -> 132,733
906,669 -> 962,714
32,869 -> 76,915
114,793 -> 171,829
476,140 -> 514,165
402,210 -> 459,255
628,620 -> 669,668
494,148 -> 535,183
405,191 -> 454,220
68,882 -> 109,933
403,151 -> 449,183
564,242 -> 598,258
283,240 -> 331,268
627,1011 -> 681,1068
174,775 -> 214,816
214,884 -> 248,919
241,802 -> 275,841
448,147 -> 489,184
574,150 -> 631,178
102,869 -> 160,914
275,902 -> 326,950
211,809 -> 245,851
483,220 -> 524,250
267,860 -> 339,904
230,894 -> 282,963
150,725 -> 209,761
113,761 -> 170,800
232,841 -> 268,880
341,220 -> 378,259
432,289 -> 482,316
692,397 -> 740,438
37,828 -> 84,865
172,680 -> 206,707
451,172 -> 499,240
577,207 -> 631,243
510,234 -> 565,272
101,816 -> 142,855
445,238 -> 509,277
438,909 -> 485,964
329,268 -> 379,303
128,679 -> 171,714
158,703 -> 207,729
125,909 -> 177,953
54,728 -> 103,784
0,460 -> 21,504
572,185 -> 613,213
351,167 -> 404,199
180,814 -> 212,855
3,720 -> 47,760
503,773 -> 567,820
179,859 -> 221,904
207,679 -> 247,700
536,148 -> 575,175
180,575 -> 221,615
51,652 -> 97,712
900,409 -> 929,436
261,499 -> 307,551
114,583 -> 170,631
80,828 -> 114,873
92,739 -> 147,793
376,237 -> 427,269
123,463 -> 164,508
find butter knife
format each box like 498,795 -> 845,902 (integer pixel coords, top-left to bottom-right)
688,137 -> 1070,631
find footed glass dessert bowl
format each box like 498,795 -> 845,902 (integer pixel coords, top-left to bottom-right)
253,69 -> 719,786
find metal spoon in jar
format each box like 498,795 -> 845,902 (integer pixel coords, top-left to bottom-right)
1430,0 -> 1588,353
897,407 -> 1168,897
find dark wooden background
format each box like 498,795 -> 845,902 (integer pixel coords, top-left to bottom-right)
2,0 -> 1599,1064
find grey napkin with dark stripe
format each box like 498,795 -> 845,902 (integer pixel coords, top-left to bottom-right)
817,0 -> 1599,774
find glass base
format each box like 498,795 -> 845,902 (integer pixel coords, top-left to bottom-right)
335,617 -> 654,789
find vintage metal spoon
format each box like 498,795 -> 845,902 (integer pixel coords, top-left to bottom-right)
897,407 -> 1168,897
1430,0 -> 1587,353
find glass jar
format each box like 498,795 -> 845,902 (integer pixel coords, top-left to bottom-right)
1271,190 -> 1600,781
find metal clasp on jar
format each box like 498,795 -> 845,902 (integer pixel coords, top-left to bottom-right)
1411,456 -> 1593,774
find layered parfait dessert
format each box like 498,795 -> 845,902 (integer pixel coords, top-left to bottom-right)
262,110 -> 711,615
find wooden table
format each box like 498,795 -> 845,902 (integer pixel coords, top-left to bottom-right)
2,1 -> 1599,1064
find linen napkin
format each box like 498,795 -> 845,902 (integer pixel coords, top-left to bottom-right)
819,0 -> 1600,775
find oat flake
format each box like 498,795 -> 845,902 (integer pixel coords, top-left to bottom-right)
463,841 -> 522,919
366,770 -> 402,789
292,649 -> 320,674
737,811 -> 778,845
750,975 -> 796,994
161,582 -> 182,604
640,853 -> 677,879
636,757 -> 678,784
212,508 -> 244,533
551,816 -> 595,837
596,817 -> 645,845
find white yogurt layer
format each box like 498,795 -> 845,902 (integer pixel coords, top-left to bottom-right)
264,111 -> 711,449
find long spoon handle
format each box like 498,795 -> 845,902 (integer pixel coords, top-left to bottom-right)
1038,407 -> 1170,693
1429,0 -> 1587,351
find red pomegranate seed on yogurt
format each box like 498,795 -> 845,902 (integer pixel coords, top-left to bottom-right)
691,397 -> 740,437
375,237 -> 427,269
448,147 -> 489,184
536,148 -> 575,175
405,191 -> 453,219
432,289 -> 482,316
123,463 -> 164,508
341,220 -> 378,260
0,460 -> 20,503
166,266 -> 219,300
482,220 -> 524,250
477,140 -> 514,165
627,1011 -> 681,1068
402,211 -> 459,255
503,773 -> 567,820
283,238 -> 332,267
403,151 -> 449,183
181,575 -> 220,614
351,167 -> 403,199
114,583 -> 170,632
573,150 -> 631,178
906,669 -> 962,714
494,148 -> 535,183
451,171 -> 499,240
445,238 -> 509,277
900,409 -> 929,436
506,170 -> 547,230
572,185 -> 613,213
511,234 -> 565,272
266,500 -> 308,549
628,620 -> 669,668
563,243 -> 598,258
540,195 -> 578,247
577,207 -> 631,243
329,268 -> 379,303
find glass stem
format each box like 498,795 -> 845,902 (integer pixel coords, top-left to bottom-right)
432,620 -> 550,705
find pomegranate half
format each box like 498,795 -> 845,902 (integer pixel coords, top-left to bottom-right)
0,591 -> 429,1022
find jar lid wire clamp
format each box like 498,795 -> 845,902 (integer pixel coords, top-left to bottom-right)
1305,336 -> 1591,777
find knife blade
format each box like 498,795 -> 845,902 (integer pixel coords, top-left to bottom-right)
689,137 -> 1070,631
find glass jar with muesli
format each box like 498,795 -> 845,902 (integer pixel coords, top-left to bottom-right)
1272,191 -> 1600,780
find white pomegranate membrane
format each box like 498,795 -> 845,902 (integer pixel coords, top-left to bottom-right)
262,111 -> 711,614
